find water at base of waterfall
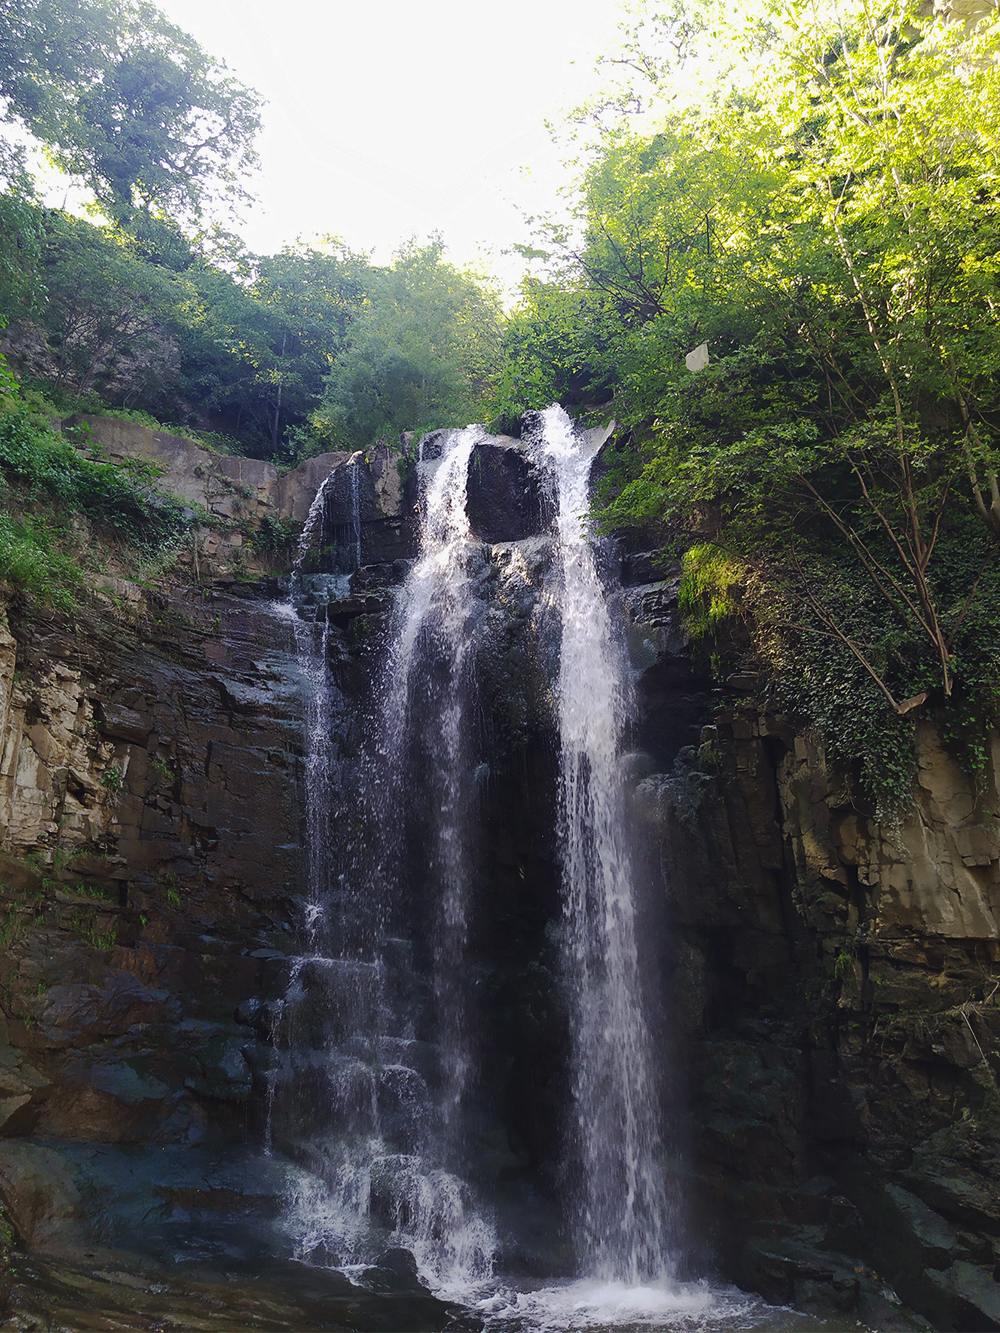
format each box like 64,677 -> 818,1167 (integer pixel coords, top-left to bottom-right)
475,1279 -> 858,1332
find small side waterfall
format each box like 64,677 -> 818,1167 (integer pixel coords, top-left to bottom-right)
535,404 -> 673,1284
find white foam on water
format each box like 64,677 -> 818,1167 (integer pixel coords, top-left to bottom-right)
476,1278 -> 810,1332
282,1149 -> 495,1291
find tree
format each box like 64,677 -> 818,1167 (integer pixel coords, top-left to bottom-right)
0,0 -> 262,227
492,0 -> 1000,801
0,142 -> 43,324
173,240 -> 372,456
311,240 -> 503,452
250,242 -> 371,453
31,210 -> 180,405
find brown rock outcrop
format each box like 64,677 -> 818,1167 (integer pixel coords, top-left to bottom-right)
645,691 -> 1000,1328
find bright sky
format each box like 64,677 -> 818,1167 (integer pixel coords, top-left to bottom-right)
145,0 -> 628,279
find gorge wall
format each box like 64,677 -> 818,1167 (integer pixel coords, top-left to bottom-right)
0,417 -> 998,1328
653,696 -> 1000,1330
0,579 -> 300,1173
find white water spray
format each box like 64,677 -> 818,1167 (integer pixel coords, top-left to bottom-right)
276,428 -> 496,1292
382,426 -> 485,1131
537,403 -> 672,1284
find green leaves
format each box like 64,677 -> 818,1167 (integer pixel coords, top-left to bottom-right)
0,0 -> 262,227
0,512 -> 81,609
501,0 -> 1000,804
310,240 -> 503,452
0,408 -> 189,549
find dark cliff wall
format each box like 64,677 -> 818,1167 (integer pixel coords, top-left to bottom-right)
4,423 -> 999,1329
0,584 -> 303,1164
643,680 -> 1000,1329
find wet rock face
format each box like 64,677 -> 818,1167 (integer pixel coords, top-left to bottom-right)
466,441 -> 546,543
0,586 -> 303,1151
613,558 -> 1000,1325
311,445 -> 418,573
305,431 -> 548,572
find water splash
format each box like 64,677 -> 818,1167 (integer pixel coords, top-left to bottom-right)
476,1278 -> 821,1332
535,403 -> 672,1284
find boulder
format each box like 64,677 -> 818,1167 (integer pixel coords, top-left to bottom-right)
0,1141 -> 88,1253
466,441 -> 544,543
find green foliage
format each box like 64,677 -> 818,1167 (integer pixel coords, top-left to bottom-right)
489,280 -> 617,421
100,764 -> 122,793
175,237 -> 372,458
86,922 -> 117,951
158,870 -> 180,906
0,144 -> 42,322
69,882 -> 115,902
0,3 -> 503,461
252,513 -> 300,556
3,207 -> 502,460
0,512 -> 81,608
678,545 -> 744,641
25,211 -> 182,408
0,0 -> 262,227
310,239 -> 503,452
501,0 -> 1000,807
834,948 -> 854,981
0,406 -> 189,549
684,531 -> 1000,811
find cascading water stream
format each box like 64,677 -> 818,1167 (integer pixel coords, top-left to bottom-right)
267,417 -> 814,1332
381,425 -> 483,1134
271,428 -> 495,1294
536,403 -> 673,1285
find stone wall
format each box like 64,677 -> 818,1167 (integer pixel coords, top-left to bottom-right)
70,416 -> 351,577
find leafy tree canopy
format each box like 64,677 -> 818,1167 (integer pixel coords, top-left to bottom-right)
309,239 -> 503,453
490,0 -> 1000,805
0,0 -> 262,227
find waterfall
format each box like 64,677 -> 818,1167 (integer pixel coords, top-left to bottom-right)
536,404 -> 673,1284
350,457 -> 362,571
295,450 -> 363,575
295,469 -> 335,568
381,425 -> 482,1132
272,428 -> 496,1294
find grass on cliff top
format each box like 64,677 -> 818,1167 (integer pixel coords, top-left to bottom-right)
18,375 -> 246,457
0,514 -> 82,610
0,361 -> 195,607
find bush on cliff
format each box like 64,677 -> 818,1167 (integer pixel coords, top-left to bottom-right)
496,0 -> 1000,807
0,514 -> 82,610
0,409 -> 189,551
0,363 -> 192,605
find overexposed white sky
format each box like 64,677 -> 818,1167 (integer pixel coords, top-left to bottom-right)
149,0 -> 628,276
